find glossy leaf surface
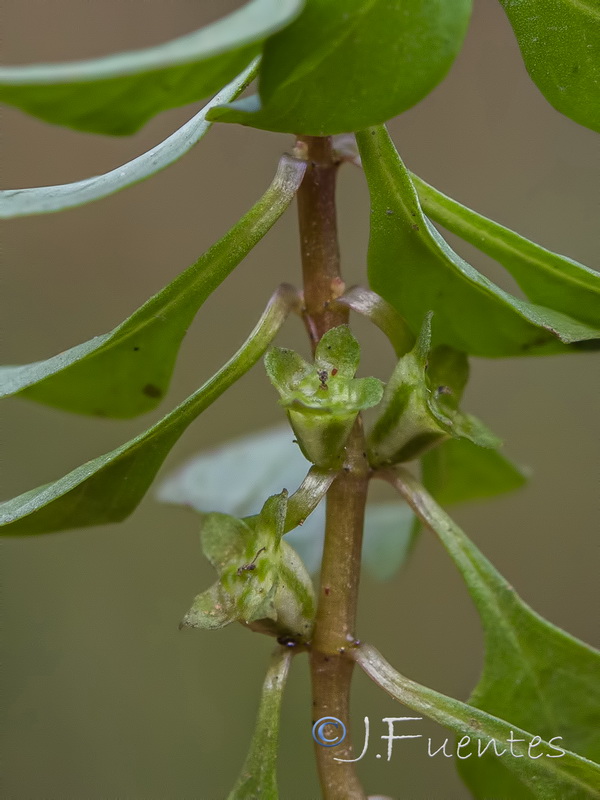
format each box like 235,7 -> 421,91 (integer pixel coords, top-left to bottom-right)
355,643 -> 600,800
228,648 -> 292,799
498,0 -> 600,132
0,156 -> 306,418
357,126 -> 600,356
0,287 -> 297,536
413,174 -> 600,329
0,0 -> 303,134
0,62 -> 258,218
208,0 -> 472,134
388,467 -> 600,799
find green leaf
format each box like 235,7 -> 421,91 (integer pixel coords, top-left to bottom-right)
0,62 -> 258,219
0,0 -> 303,135
421,437 -> 528,505
227,647 -> 293,800
412,174 -> 600,329
498,0 -> 600,133
157,425 -> 310,518
356,125 -> 600,357
0,286 -> 298,536
354,643 -> 600,800
207,0 -> 472,135
0,156 -> 306,418
386,467 -> 600,799
362,503 -> 416,581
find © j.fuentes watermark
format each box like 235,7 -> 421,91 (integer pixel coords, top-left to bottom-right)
312,717 -> 566,762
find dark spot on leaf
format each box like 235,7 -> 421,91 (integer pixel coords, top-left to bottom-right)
411,224 -> 420,231
142,383 -> 162,398
133,346 -> 140,352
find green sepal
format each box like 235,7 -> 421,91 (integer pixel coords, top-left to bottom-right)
182,492 -> 315,644
368,314 -> 499,465
264,326 -> 383,467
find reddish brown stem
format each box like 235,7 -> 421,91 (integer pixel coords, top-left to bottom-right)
296,135 -> 368,800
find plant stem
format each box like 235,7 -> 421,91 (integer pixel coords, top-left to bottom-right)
296,135 -> 368,800
296,135 -> 348,345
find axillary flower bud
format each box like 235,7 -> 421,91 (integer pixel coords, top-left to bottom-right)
264,325 -> 384,467
181,491 -> 315,645
367,313 -> 500,465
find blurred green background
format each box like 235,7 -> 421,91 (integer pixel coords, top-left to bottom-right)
1,1 -> 598,798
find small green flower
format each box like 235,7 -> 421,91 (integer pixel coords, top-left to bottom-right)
181,491 -> 315,644
264,326 -> 384,467
368,313 -> 500,465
